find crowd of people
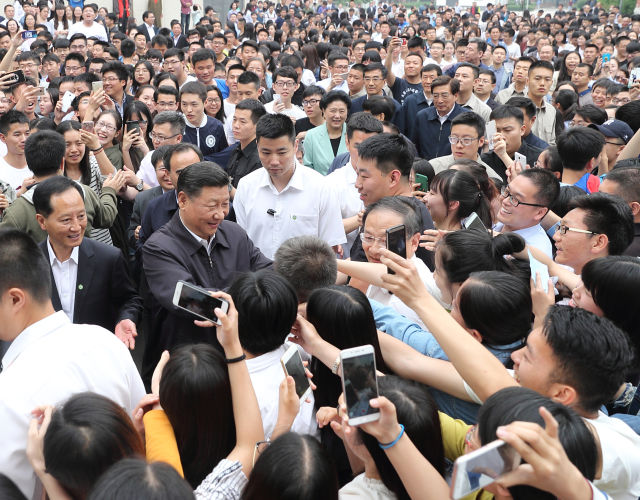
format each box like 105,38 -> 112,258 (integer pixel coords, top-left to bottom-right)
0,0 -> 639,498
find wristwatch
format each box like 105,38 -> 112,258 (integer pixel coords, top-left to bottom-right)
135,180 -> 144,192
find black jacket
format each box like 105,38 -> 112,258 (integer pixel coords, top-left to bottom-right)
40,238 -> 142,332
141,213 -> 271,375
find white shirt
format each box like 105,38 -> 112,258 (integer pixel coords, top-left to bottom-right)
179,213 -> 215,254
47,239 -> 79,321
317,77 -> 349,93
138,150 -> 159,188
234,163 -> 347,259
223,99 -> 237,145
339,473 -> 396,499
367,255 -> 445,329
327,161 -> 362,256
0,156 -> 31,189
246,343 -> 318,439
67,20 -> 108,42
144,22 -> 156,38
494,222 -> 553,259
264,100 -> 307,120
0,311 -> 145,498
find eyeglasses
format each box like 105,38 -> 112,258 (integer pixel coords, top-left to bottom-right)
612,97 -> 631,105
302,98 -> 320,107
102,76 -> 121,83
500,187 -> 546,208
556,223 -> 598,236
150,132 -> 179,142
274,80 -> 296,88
95,121 -> 117,132
364,76 -> 383,82
432,92 -> 451,100
70,44 -> 86,50
252,440 -> 271,466
19,63 -> 37,70
156,101 -> 176,108
448,135 -> 478,146
206,97 -> 221,104
605,140 -> 624,146
360,233 -> 387,246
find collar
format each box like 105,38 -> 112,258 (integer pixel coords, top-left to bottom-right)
2,311 -> 70,369
47,238 -> 79,266
436,103 -> 455,118
239,138 -> 257,155
258,161 -> 305,192
185,113 -> 208,128
179,213 -> 216,254
579,88 -> 591,96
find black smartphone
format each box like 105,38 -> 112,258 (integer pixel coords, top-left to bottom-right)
385,224 -> 406,274
4,70 -> 25,85
126,120 -> 140,134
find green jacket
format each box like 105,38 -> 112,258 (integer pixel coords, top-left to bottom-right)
302,123 -> 348,176
0,180 -> 118,243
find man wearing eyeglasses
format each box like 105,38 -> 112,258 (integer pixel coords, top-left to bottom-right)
429,112 -> 502,180
317,51 -> 350,93
349,63 -> 401,121
264,66 -> 306,121
495,169 -> 559,258
137,112 -> 186,189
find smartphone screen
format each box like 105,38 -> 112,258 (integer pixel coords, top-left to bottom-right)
342,350 -> 378,421
415,173 -> 429,192
451,440 -> 520,499
283,349 -> 311,399
386,224 -> 406,274
21,30 -> 37,39
176,282 -> 227,324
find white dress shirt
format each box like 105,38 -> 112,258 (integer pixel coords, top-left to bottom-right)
47,239 -> 79,321
0,311 -> 145,498
264,100 -> 307,120
234,163 -> 347,259
138,150 -> 159,188
246,343 -> 318,439
326,161 -> 362,256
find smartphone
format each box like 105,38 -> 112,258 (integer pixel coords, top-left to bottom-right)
401,37 -> 408,47
172,280 -> 230,326
33,86 -> 45,97
514,152 -> 527,169
629,67 -> 640,88
451,439 -> 521,499
340,345 -> 380,426
61,90 -> 75,113
463,212 -> 487,233
4,69 -> 25,85
81,121 -> 94,132
92,80 -> 103,93
528,249 -> 550,293
415,173 -> 429,192
21,30 -> 37,39
281,345 -> 312,401
385,224 -> 406,274
602,52 -> 611,63
486,120 -> 497,150
273,93 -> 282,103
126,120 -> 140,134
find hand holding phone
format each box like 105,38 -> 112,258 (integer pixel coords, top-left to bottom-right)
486,120 -> 497,150
61,90 -> 75,113
415,173 -> 429,192
340,345 -> 380,426
281,345 -> 312,401
172,281 -> 230,326
514,152 -> 528,170
385,224 -> 406,275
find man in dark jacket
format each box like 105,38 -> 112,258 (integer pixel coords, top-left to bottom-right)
141,162 -> 271,385
412,75 -> 465,160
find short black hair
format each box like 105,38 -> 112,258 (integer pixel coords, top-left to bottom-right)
33,176 -> 84,218
505,96 -> 536,119
0,109 -> 28,135
229,270 -> 298,355
557,127 -> 605,171
528,59 -> 554,74
567,192 -> 635,255
101,60 -> 128,82
346,112 -> 383,140
603,166 -> 640,204
363,61 -> 387,78
519,168 -> 560,207
155,85 -> 179,101
615,100 -> 640,132
177,161 -> 229,197
319,90 -> 351,112
256,113 -> 295,143
235,99 -> 267,124
363,196 -> 422,236
25,130 -> 66,177
191,48 -> 215,66
362,95 -> 394,120
431,75 -> 459,94
238,71 -> 261,88
574,104 -> 608,126
489,105 -> 524,125
543,305 -> 634,413
357,133 -> 414,179
163,143 -> 203,172
273,65 -> 298,83
451,111 -> 486,138
0,228 -> 51,303
163,48 -> 185,62
179,81 -> 207,102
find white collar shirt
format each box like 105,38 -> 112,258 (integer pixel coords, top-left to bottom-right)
326,161 -> 362,255
246,343 -> 318,439
179,214 -> 216,254
47,238 -> 79,321
0,311 -> 145,498
233,162 -> 346,259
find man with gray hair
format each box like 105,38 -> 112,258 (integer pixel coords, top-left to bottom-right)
137,111 -> 186,188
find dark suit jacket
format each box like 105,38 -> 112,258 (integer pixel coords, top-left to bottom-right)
40,238 -> 142,332
141,213 -> 272,377
136,23 -> 156,41
138,189 -> 178,248
172,34 -> 188,49
128,185 -> 163,249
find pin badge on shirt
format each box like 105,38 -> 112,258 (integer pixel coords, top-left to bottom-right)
78,284 -> 83,290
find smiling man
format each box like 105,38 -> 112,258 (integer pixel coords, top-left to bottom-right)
142,162 -> 271,383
